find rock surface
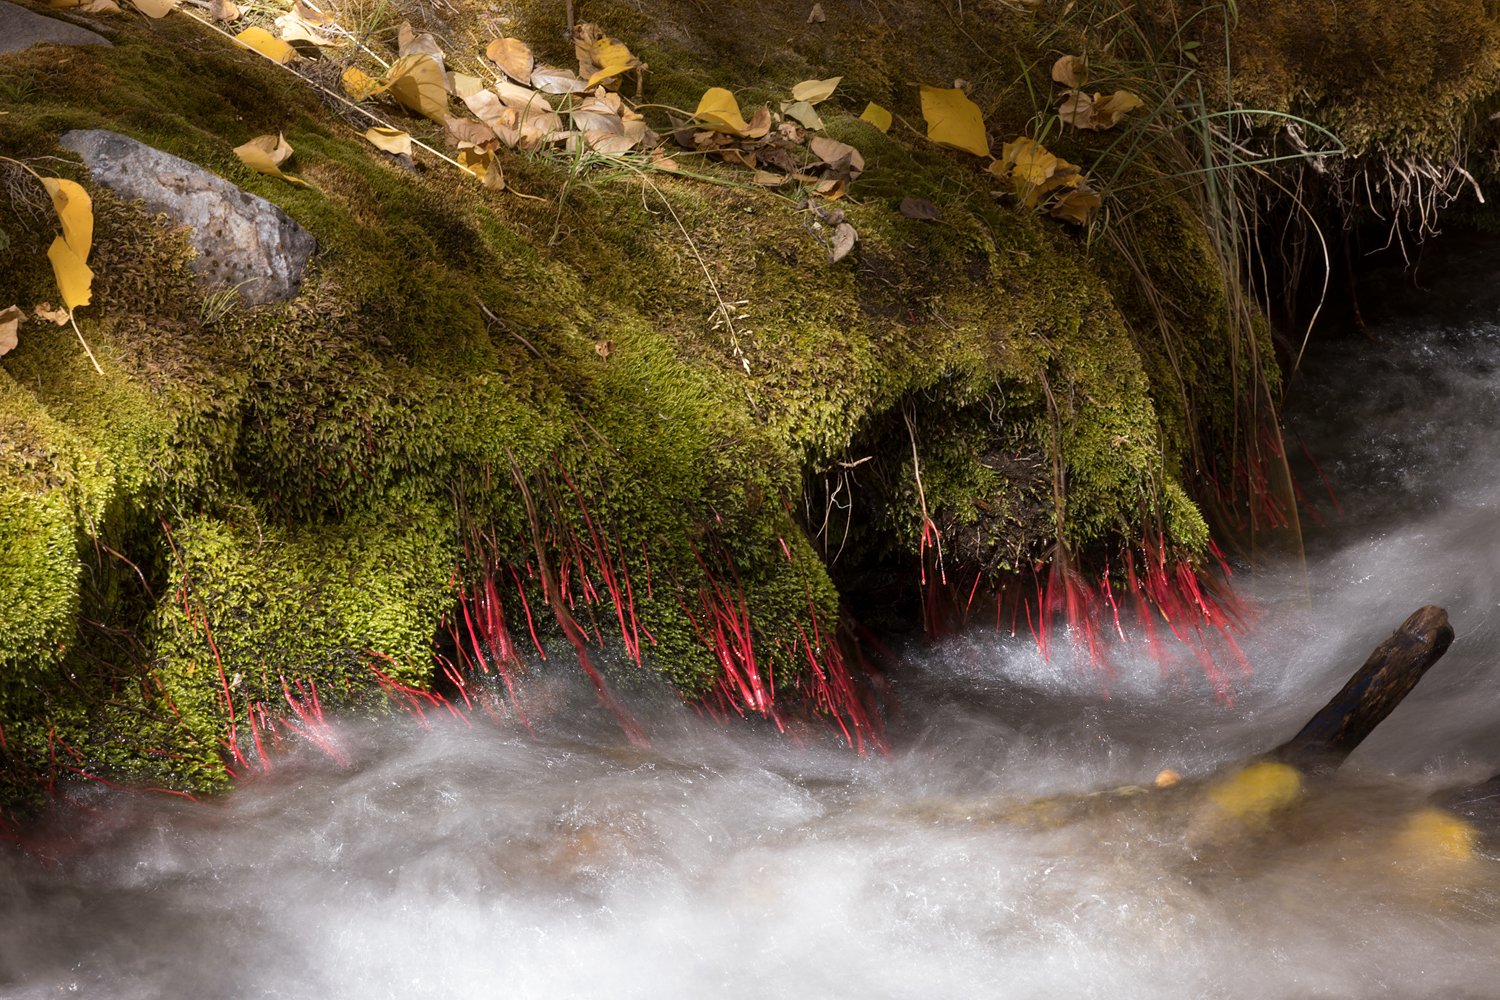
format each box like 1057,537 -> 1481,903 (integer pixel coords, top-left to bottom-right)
0,1 -> 111,54
58,128 -> 316,305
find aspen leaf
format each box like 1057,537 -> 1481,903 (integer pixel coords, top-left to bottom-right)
33,303 -> 70,325
47,237 -> 93,312
781,100 -> 824,130
342,66 -> 381,100
233,133 -> 311,187
456,147 -> 504,189
1049,185 -> 1100,225
791,76 -> 841,104
397,26 -> 444,66
41,178 -> 92,260
363,127 -> 411,155
486,37 -> 534,85
496,78 -> 553,110
129,0 -> 176,17
0,305 -> 21,357
275,6 -> 338,46
810,135 -> 864,179
920,85 -> 990,157
530,66 -> 587,95
235,26 -> 297,64
829,221 -> 857,262
584,38 -> 638,89
208,0 -> 238,19
1051,54 -> 1085,88
859,102 -> 892,132
446,117 -> 496,148
1095,89 -> 1143,124
695,87 -> 750,134
385,53 -> 450,122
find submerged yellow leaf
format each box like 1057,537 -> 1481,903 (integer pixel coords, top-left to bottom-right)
385,53 -> 450,122
920,85 -> 990,157
233,133 -> 312,187
584,37 -> 638,89
342,66 -> 381,100
859,102 -> 892,132
47,237 -> 93,312
363,126 -> 412,155
235,26 -> 297,64
486,37 -> 534,85
1207,762 -> 1302,821
41,178 -> 92,261
791,76 -> 841,104
1396,808 -> 1477,863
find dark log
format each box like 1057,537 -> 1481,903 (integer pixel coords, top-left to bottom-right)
1273,605 -> 1454,773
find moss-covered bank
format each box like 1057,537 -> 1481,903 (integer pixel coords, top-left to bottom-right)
2,0 -> 1495,805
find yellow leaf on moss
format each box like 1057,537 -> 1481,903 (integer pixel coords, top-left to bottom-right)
342,66 -> 381,100
363,126 -> 411,155
486,37 -> 533,85
920,85 -> 989,157
235,26 -> 296,64
791,76 -> 841,104
233,133 -> 311,187
41,178 -> 92,260
694,87 -> 750,134
456,147 -> 504,190
584,37 -> 638,89
859,102 -> 892,132
385,53 -> 450,122
47,237 -> 93,312
129,0 -> 176,17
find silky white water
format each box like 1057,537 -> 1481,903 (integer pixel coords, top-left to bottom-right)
7,295 -> 1500,998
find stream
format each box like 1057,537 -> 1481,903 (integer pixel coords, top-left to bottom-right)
6,277 -> 1500,997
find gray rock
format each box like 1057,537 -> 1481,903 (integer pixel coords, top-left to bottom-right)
58,128 -> 316,306
0,0 -> 111,54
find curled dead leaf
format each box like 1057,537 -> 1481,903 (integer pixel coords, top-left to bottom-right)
233,133 -> 312,187
446,116 -> 496,148
385,53 -> 451,122
1049,185 -> 1101,225
1058,89 -> 1143,130
456,147 -> 504,190
1051,54 -> 1085,88
33,303 -> 70,326
594,339 -> 613,359
810,135 -> 864,180
829,221 -> 857,263
0,305 -> 22,357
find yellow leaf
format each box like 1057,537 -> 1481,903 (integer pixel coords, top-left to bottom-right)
456,147 -> 504,190
41,178 -> 92,260
791,76 -> 841,104
129,0 -> 176,17
781,100 -> 824,130
342,66 -> 381,100
486,37 -> 534,85
47,236 -> 93,312
1396,808 -> 1477,863
1095,89 -> 1143,126
694,87 -> 750,134
0,305 -> 21,357
363,126 -> 411,155
1206,762 -> 1301,821
859,102 -> 892,132
235,26 -> 297,64
1049,185 -> 1100,225
584,37 -> 638,89
920,85 -> 990,157
1051,54 -> 1085,88
385,53 -> 450,122
233,133 -> 311,187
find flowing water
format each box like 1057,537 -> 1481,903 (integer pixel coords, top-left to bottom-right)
9,278 -> 1500,998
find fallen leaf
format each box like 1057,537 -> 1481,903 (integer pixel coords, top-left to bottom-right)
584,37 -> 639,90
1095,89 -> 1143,125
810,135 -> 864,179
781,100 -> 824,130
33,303 -> 70,325
899,196 -> 940,220
1049,185 -> 1101,225
920,85 -> 990,157
694,87 -> 750,134
129,0 -> 175,17
235,26 -> 297,64
486,37 -> 534,85
385,53 -> 450,122
446,117 -> 496,148
0,305 -> 22,357
47,237 -> 93,312
496,78 -> 553,110
1051,54 -> 1085,88
791,76 -> 841,104
208,0 -> 238,19
233,133 -> 312,187
594,339 -> 613,359
274,7 -> 338,46
1059,89 -> 1142,130
397,25 -> 444,66
807,3 -> 825,22
829,221 -> 857,262
363,126 -> 412,155
41,178 -> 92,260
860,102 -> 893,132
652,155 -> 681,171
456,147 -> 504,189
814,177 -> 846,200
293,2 -> 332,24
1057,89 -> 1096,130
342,66 -> 381,99
531,66 -> 587,95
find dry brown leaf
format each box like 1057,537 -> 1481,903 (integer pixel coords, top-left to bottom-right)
753,170 -> 790,187
385,53 -> 450,122
1051,55 -> 1085,88
486,37 -> 534,85
363,126 -> 412,155
899,196 -> 940,221
807,3 -> 825,22
0,305 -> 22,357
829,221 -> 857,263
33,303 -> 70,326
1049,185 -> 1101,225
531,66 -> 587,95
1059,89 -> 1142,130
208,0 -> 238,19
594,340 -> 613,359
652,155 -> 681,172
446,117 -> 496,148
810,135 -> 864,180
